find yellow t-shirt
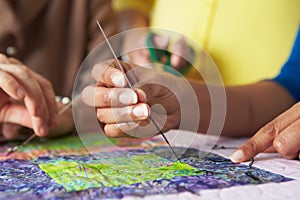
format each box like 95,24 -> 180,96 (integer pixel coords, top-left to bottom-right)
113,0 -> 300,85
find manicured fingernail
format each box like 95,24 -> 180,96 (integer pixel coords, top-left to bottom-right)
17,88 -> 25,99
111,72 -> 125,87
230,150 -> 244,163
39,125 -> 48,136
132,104 -> 149,118
119,91 -> 138,105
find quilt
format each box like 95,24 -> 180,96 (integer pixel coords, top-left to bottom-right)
0,133 -> 292,199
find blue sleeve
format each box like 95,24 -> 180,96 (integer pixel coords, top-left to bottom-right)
273,26 -> 300,102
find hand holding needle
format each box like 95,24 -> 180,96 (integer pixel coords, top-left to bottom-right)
96,20 -> 180,160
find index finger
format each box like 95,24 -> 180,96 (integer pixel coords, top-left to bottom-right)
92,60 -> 127,87
230,103 -> 300,163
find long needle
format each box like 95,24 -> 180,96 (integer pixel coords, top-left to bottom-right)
96,20 -> 179,161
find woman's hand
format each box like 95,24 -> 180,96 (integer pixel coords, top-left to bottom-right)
231,102 -> 300,162
0,54 -> 58,139
81,60 -> 186,138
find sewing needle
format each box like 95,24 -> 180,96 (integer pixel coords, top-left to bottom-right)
96,20 -> 180,161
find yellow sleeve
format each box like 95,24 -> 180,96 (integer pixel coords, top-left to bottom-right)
112,0 -> 154,15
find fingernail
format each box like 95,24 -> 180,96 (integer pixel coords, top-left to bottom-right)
119,91 -> 138,105
111,72 -> 125,87
132,104 -> 149,118
230,150 -> 244,163
17,88 -> 25,99
39,125 -> 48,137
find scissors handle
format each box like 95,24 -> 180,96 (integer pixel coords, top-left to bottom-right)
146,32 -> 193,76
146,32 -> 171,64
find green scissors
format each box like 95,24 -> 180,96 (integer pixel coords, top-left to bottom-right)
146,32 -> 193,76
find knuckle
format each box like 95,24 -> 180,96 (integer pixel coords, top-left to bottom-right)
95,88 -> 112,107
8,57 -> 22,65
104,126 -> 114,138
0,53 -> 8,60
41,79 -> 53,90
102,92 -> 110,106
42,81 -> 55,97
1,75 -> 16,87
261,123 -> 279,137
247,140 -> 259,155
278,149 -> 295,159
104,125 -> 121,138
34,89 -> 44,98
16,65 -> 31,77
103,90 -> 115,106
96,109 -> 106,123
274,138 -> 295,159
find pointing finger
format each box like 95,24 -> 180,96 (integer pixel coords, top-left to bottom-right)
231,103 -> 300,163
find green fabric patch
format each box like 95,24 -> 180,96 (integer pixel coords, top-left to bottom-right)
39,154 -> 202,191
18,134 -> 117,152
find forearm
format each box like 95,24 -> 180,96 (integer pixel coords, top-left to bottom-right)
238,81 -> 295,135
188,81 -> 295,136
